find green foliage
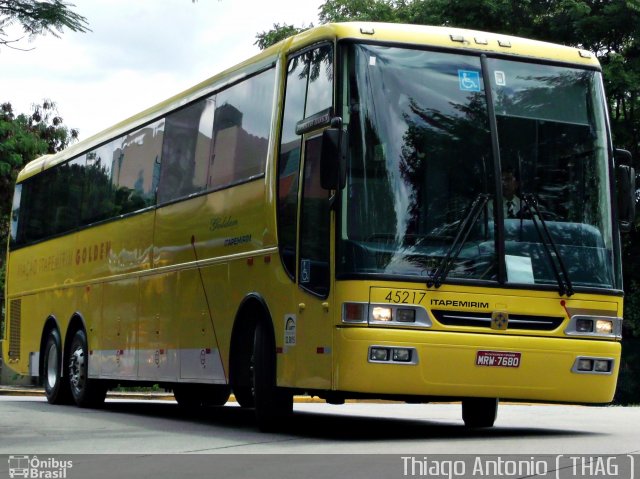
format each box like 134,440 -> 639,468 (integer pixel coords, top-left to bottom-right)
254,23 -> 310,50
318,0 -> 408,23
0,100 -> 77,327
0,0 -> 89,49
615,338 -> 640,405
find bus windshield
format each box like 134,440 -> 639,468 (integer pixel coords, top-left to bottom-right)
338,43 -> 619,290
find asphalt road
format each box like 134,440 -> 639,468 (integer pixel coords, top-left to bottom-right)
0,396 -> 638,479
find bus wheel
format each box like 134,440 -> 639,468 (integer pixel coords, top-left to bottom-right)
253,321 -> 293,431
462,397 -> 498,428
231,327 -> 256,408
233,385 -> 254,408
68,329 -> 107,408
42,329 -> 72,404
174,384 -> 231,407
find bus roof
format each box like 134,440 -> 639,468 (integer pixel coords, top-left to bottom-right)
17,22 -> 600,183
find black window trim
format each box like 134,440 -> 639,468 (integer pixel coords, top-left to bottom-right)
276,40 -> 336,283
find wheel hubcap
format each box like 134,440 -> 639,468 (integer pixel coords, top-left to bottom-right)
69,346 -> 86,393
46,343 -> 58,389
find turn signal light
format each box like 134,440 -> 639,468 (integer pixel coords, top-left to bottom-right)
343,303 -> 366,322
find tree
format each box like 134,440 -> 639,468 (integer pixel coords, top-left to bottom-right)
0,0 -> 89,50
255,22 -> 311,50
0,101 -> 78,321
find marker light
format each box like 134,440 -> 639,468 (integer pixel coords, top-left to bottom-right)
372,307 -> 392,322
577,359 -> 594,371
395,309 -> 416,323
594,359 -> 612,373
392,348 -> 412,362
370,347 -> 390,361
576,319 -> 594,333
596,320 -> 613,335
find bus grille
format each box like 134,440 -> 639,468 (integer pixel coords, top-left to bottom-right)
9,299 -> 21,360
431,310 -> 564,331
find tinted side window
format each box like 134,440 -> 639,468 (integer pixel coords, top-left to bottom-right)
13,121 -> 165,247
114,120 -> 164,214
19,170 -> 53,244
277,45 -> 334,280
210,68 -> 275,188
158,99 -> 214,204
9,184 -> 22,246
83,143 -> 117,224
277,55 -> 308,279
305,46 -> 333,118
49,157 -> 85,235
299,136 -> 331,296
17,156 -> 85,244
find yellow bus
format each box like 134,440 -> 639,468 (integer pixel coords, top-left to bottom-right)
2,22 -> 635,430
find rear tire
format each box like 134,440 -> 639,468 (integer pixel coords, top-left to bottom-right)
174,384 -> 230,408
462,397 -> 498,428
68,329 -> 107,408
42,329 -> 72,405
253,321 -> 293,431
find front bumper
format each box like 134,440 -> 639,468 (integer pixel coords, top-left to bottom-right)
334,327 -> 620,403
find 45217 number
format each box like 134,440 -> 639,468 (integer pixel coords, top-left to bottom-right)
384,290 -> 426,304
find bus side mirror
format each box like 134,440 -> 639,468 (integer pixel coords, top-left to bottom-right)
615,148 -> 633,166
320,124 -> 346,190
616,159 -> 636,233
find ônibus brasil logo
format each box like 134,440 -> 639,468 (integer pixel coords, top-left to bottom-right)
8,456 -> 72,479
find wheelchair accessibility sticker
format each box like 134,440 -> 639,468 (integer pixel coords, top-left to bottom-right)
301,259 -> 311,284
458,70 -> 481,92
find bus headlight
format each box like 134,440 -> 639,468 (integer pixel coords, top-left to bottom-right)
372,307 -> 392,322
575,318 -> 593,333
595,319 -> 613,335
396,308 -> 416,323
565,315 -> 621,339
342,302 -> 432,327
367,304 -> 432,327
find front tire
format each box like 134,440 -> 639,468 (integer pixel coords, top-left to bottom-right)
42,329 -> 72,404
68,329 -> 107,408
230,325 -> 256,408
253,321 -> 293,431
462,397 -> 498,428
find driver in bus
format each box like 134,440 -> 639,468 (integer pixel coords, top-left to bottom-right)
487,167 -> 523,219
501,167 -> 522,219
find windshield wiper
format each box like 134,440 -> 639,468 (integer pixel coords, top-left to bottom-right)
521,193 -> 574,297
427,193 -> 490,288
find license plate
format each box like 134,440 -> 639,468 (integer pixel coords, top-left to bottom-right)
476,351 -> 521,368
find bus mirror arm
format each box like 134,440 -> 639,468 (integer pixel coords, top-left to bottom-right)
320,118 -> 347,191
